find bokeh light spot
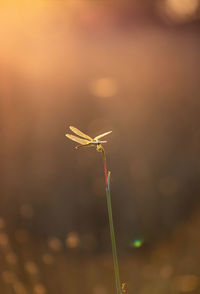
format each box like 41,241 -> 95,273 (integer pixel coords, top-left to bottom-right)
48,237 -> 62,251
90,77 -> 117,98
33,284 -> 46,294
42,253 -> 54,265
13,281 -> 27,294
130,239 -> 144,248
174,274 -> 199,292
2,270 -> 17,284
167,0 -> 198,15
24,261 -> 38,275
66,232 -> 80,248
163,0 -> 199,22
0,232 -> 9,247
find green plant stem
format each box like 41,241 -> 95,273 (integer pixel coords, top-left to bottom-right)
102,150 -> 122,294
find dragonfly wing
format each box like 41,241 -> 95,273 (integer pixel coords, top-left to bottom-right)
65,134 -> 90,145
94,131 -> 112,140
76,143 -> 92,149
69,126 -> 92,140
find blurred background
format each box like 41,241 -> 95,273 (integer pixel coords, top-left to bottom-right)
0,0 -> 200,293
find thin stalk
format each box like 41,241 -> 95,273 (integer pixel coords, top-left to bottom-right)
102,148 -> 122,294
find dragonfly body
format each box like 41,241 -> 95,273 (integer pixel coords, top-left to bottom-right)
65,126 -> 112,151
91,140 -> 107,144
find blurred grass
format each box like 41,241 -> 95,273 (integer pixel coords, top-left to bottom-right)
1,209 -> 200,293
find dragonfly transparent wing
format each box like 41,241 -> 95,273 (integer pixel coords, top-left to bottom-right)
65,134 -> 90,145
70,126 -> 92,140
94,131 -> 112,140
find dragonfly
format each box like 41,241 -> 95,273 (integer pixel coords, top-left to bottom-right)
65,126 -> 112,151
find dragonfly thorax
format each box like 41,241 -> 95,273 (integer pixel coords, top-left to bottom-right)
91,140 -> 107,144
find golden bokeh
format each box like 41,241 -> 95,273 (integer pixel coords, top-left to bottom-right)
2,270 -> 17,284
33,284 -> 47,294
13,281 -> 27,294
24,261 -> 39,275
0,232 -> 9,248
65,232 -> 80,248
48,237 -> 62,252
42,253 -> 54,265
89,78 -> 118,98
163,0 -> 199,21
174,274 -> 199,292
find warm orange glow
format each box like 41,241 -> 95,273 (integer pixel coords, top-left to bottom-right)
66,232 -> 80,248
0,2 -> 200,294
24,261 -> 39,275
47,237 -> 62,251
90,77 -> 118,98
42,253 -> 54,265
174,275 -> 199,292
33,283 -> 47,294
2,271 -> 17,284
164,0 -> 199,21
